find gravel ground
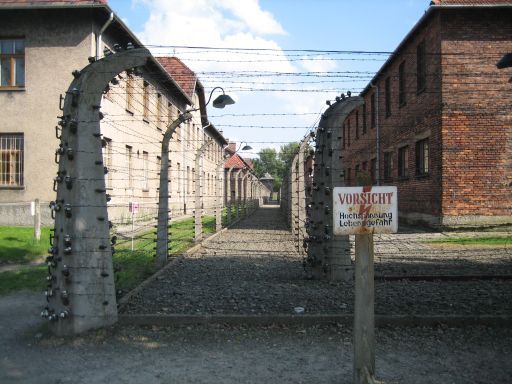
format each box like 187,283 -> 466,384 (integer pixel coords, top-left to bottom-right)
121,205 -> 512,317
2,292 -> 512,384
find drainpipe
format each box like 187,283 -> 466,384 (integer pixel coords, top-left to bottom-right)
370,82 -> 380,186
96,12 -> 114,60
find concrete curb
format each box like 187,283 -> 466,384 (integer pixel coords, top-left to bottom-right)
118,313 -> 512,327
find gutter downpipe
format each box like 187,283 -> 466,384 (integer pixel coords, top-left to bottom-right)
370,82 -> 380,186
96,12 -> 114,60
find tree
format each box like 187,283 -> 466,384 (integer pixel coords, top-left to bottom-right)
278,142 -> 300,172
252,143 -> 301,192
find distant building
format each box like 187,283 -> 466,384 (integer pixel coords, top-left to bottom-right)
341,0 -> 512,227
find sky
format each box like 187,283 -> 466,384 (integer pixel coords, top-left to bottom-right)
107,0 -> 431,157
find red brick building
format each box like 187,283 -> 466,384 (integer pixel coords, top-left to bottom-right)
342,0 -> 512,227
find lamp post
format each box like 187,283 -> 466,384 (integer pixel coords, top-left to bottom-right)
155,87 -> 235,268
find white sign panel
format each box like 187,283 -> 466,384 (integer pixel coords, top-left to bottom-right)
333,186 -> 398,235
129,201 -> 140,215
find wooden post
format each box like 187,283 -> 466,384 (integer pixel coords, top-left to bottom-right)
33,199 -> 41,241
353,233 -> 375,384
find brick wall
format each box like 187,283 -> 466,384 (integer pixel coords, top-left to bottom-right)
341,7 -> 512,226
342,13 -> 444,224
440,8 -> 512,221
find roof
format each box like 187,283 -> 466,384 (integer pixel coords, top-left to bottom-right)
361,0 -> 512,96
225,154 -> 252,170
204,124 -> 228,146
157,57 -> 197,101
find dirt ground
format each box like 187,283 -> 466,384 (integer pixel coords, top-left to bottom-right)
1,291 -> 511,384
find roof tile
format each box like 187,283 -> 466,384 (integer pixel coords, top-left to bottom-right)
156,57 -> 197,100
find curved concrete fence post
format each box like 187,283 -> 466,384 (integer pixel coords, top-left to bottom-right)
307,96 -> 364,281
45,48 -> 151,335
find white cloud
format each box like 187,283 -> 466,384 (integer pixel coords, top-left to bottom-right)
135,0 -> 332,158
300,56 -> 338,73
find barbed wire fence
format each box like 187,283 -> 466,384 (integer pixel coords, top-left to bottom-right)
0,43 -> 509,332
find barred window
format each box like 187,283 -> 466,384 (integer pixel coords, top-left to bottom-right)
384,152 -> 393,180
142,151 -> 149,190
126,145 -> 133,188
0,133 -> 24,186
398,146 -> 409,178
125,76 -> 134,112
415,138 -> 429,176
142,81 -> 150,120
0,39 -> 25,88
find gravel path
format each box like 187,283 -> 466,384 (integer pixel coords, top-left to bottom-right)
2,292 -> 512,383
121,205 -> 512,317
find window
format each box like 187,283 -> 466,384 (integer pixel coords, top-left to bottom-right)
0,133 -> 24,186
355,164 -> 360,179
177,162 -> 181,193
142,151 -> 149,190
126,76 -> 134,112
415,138 -> 429,176
399,61 -> 406,106
385,77 -> 391,117
346,168 -> 351,184
186,166 -> 190,194
156,93 -> 163,130
102,137 -> 112,189
398,146 -> 409,178
362,161 -> 368,172
370,93 -> 376,129
143,81 -> 150,120
355,112 -> 359,140
0,39 -> 25,88
126,145 -> 133,188
384,152 -> 393,180
417,40 -> 426,93
362,103 -> 367,134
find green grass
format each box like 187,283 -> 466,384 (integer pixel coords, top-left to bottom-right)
0,266 -> 47,295
0,215 -> 221,295
0,226 -> 51,264
113,215 -> 217,292
425,235 -> 511,246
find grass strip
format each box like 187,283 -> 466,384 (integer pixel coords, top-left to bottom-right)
0,226 -> 51,264
424,236 -> 511,246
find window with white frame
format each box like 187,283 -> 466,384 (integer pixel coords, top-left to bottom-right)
0,133 -> 24,186
142,151 -> 149,190
0,39 -> 25,88
126,145 -> 133,188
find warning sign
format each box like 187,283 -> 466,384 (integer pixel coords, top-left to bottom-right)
129,201 -> 140,215
333,186 -> 398,235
